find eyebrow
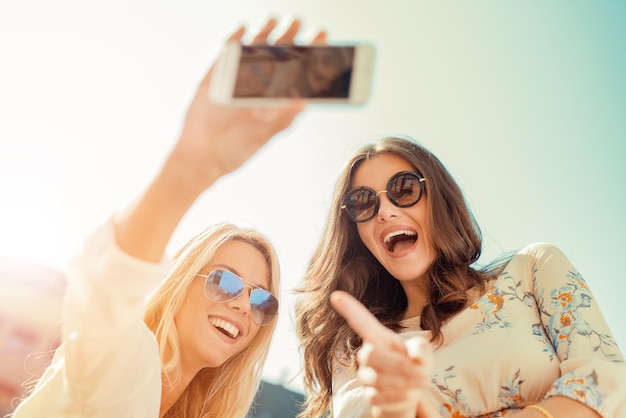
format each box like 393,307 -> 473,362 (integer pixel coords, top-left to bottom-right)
211,263 -> 271,292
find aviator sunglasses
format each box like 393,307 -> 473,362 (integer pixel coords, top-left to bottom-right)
341,171 -> 426,222
195,269 -> 279,326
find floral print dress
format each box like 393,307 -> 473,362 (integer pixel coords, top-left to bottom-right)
332,243 -> 626,417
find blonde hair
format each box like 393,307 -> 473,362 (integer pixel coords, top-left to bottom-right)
144,222 -> 280,418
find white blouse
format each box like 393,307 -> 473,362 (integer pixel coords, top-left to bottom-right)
12,219 -> 170,418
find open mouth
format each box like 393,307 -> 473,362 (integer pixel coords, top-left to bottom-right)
209,317 -> 240,339
383,229 -> 417,253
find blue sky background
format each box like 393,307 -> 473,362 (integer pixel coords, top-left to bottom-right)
1,0 -> 624,392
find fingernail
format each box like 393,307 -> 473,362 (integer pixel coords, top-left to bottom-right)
363,387 -> 377,401
405,337 -> 423,358
357,367 -> 378,385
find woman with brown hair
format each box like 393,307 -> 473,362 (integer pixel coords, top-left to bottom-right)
295,136 -> 625,417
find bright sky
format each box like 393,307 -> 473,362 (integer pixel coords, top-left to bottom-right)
1,0 -> 625,393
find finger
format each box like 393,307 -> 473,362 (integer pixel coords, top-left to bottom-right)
376,364 -> 431,389
370,386 -> 422,412
404,336 -> 433,366
199,25 -> 246,89
226,26 -> 246,43
363,386 -> 377,404
359,364 -> 418,391
202,26 -> 246,88
370,389 -> 416,407
274,19 -> 301,45
199,66 -> 215,90
357,366 -> 377,386
251,18 -> 278,44
358,341 -> 406,372
310,30 -> 327,45
357,341 -> 428,385
358,341 -> 415,372
330,291 -> 396,342
372,371 -> 422,391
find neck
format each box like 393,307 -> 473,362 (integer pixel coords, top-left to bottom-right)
159,370 -> 196,418
401,279 -> 429,319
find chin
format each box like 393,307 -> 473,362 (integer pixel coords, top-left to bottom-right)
391,261 -> 431,282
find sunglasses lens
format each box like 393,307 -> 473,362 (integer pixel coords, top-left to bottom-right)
344,187 -> 378,222
343,172 -> 424,222
204,270 -> 278,326
205,270 -> 244,302
250,289 -> 279,326
388,172 -> 422,207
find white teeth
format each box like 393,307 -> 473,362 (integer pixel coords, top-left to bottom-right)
209,317 -> 240,339
383,230 -> 417,243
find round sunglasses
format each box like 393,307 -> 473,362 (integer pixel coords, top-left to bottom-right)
341,171 -> 426,222
195,269 -> 278,326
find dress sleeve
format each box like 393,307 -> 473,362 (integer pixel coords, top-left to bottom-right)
525,243 -> 626,416
12,218 -> 168,418
57,217 -> 169,407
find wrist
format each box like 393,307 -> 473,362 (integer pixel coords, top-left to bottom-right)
162,144 -> 222,199
524,404 -> 554,418
371,390 -> 421,418
372,404 -> 416,418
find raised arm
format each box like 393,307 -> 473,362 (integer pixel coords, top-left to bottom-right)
114,19 -> 320,262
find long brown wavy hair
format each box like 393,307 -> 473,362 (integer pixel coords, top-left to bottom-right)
294,136 -> 498,417
144,222 -> 280,418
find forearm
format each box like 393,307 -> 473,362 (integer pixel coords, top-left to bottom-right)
371,407 -> 415,418
114,146 -> 220,262
370,393 -> 441,418
514,396 -> 600,418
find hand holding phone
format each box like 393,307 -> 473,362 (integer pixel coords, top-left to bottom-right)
209,43 -> 375,106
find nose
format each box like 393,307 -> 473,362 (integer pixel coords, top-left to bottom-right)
376,191 -> 399,221
226,287 -> 253,315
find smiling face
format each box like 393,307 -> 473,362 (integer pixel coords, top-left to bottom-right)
351,153 -> 436,297
234,58 -> 275,97
174,240 -> 270,374
305,48 -> 346,94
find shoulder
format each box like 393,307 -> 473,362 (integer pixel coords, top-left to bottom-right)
492,242 -> 568,273
517,242 -> 567,259
497,242 -> 573,280
504,242 -> 579,288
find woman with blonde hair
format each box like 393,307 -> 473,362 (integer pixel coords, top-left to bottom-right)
143,223 -> 281,417
11,18 -> 323,418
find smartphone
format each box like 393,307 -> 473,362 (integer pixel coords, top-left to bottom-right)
209,42 -> 375,106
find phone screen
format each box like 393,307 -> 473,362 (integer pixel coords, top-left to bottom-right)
233,45 -> 355,99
